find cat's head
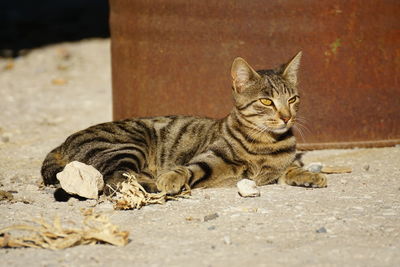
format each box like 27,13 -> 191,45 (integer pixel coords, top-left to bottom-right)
231,52 -> 302,134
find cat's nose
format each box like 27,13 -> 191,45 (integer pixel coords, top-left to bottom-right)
281,117 -> 290,123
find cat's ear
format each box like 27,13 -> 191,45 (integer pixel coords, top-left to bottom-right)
231,57 -> 261,93
281,51 -> 302,86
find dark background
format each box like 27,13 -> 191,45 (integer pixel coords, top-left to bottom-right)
0,0 -> 109,57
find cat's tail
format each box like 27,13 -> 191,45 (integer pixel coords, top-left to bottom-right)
41,146 -> 69,185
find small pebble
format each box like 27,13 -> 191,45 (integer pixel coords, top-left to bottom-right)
52,78 -> 67,86
185,216 -> 201,222
1,132 -> 12,143
363,164 -> 370,171
257,208 -> 269,214
86,199 -> 98,207
316,227 -> 327,233
207,225 -> 216,230
237,179 -> 260,197
223,236 -> 232,245
0,190 -> 14,201
305,162 -> 323,173
204,213 -> 219,222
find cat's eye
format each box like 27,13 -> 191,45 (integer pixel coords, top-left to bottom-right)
260,98 -> 273,106
288,96 -> 298,104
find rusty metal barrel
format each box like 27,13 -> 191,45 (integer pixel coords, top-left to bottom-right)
110,0 -> 400,149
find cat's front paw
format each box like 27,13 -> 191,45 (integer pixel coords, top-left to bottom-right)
283,169 -> 328,188
305,172 -> 327,188
156,167 -> 190,195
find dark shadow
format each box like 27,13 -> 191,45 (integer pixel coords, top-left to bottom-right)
0,0 -> 109,57
54,188 -> 88,202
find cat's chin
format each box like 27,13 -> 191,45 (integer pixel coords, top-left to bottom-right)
270,127 -> 289,134
256,124 -> 289,135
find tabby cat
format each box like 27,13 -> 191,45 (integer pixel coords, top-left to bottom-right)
41,52 -> 327,196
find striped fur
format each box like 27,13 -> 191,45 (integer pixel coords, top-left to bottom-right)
41,52 -> 327,195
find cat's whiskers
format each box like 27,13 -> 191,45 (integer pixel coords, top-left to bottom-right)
259,125 -> 270,137
293,120 -> 311,135
245,123 -> 275,145
293,125 -> 306,142
295,115 -> 309,125
292,119 -> 312,142
247,126 -> 266,144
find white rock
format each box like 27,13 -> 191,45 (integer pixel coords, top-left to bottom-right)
56,161 -> 104,199
237,179 -> 260,198
305,162 -> 323,173
223,235 -> 232,245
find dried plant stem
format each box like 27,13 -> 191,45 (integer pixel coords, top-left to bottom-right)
0,209 -> 129,250
110,173 -> 191,210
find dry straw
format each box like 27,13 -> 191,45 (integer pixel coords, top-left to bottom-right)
110,173 -> 191,210
0,209 -> 129,249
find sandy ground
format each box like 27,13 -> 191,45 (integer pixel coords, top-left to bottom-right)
0,39 -> 399,266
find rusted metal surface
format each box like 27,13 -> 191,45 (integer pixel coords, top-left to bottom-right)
110,0 -> 400,148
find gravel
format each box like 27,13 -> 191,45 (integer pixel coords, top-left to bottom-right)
204,213 -> 219,222
316,227 -> 327,234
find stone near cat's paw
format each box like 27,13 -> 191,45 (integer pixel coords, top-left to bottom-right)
156,168 -> 189,195
56,161 -> 104,199
237,179 -> 260,197
305,162 -> 323,173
